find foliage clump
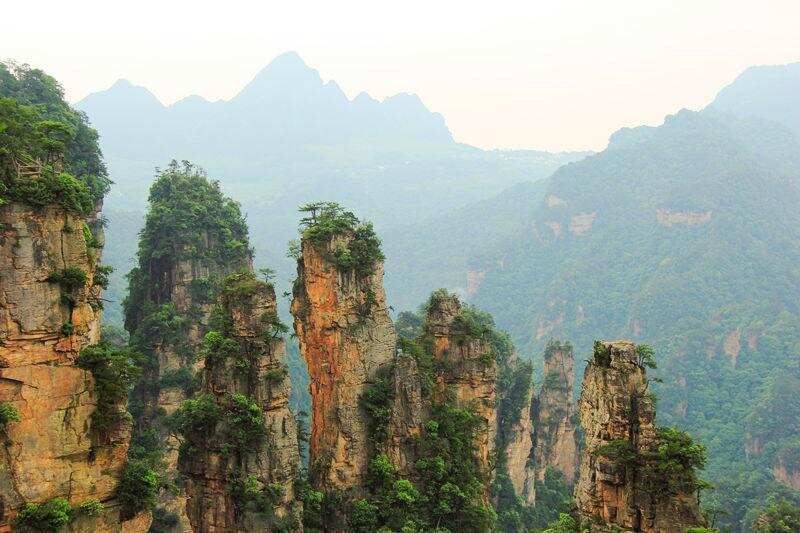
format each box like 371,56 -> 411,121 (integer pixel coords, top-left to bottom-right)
593,426 -> 708,499
76,342 -> 141,433
13,497 -> 103,531
0,402 -> 20,431
298,202 -> 384,276
751,499 -> 800,532
117,458 -> 160,518
0,62 -> 109,212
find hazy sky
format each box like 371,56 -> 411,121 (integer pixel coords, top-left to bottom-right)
4,1 -> 799,151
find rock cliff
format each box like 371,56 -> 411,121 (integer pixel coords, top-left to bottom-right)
179,271 -> 302,531
124,162 -> 253,530
291,228 -> 395,493
0,202 -> 145,530
575,340 -> 705,532
425,291 -> 497,481
531,340 -> 579,486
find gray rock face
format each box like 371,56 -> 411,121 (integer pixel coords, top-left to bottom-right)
181,274 -> 302,531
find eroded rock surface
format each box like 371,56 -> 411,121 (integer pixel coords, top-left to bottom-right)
532,341 -> 579,486
575,340 -> 704,532
181,273 -> 302,532
0,202 -> 143,530
291,233 -> 396,493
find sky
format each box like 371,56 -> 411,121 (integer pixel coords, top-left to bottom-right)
3,1 -> 799,151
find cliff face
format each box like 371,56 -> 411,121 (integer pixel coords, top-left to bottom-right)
124,163 -> 254,530
531,341 -> 579,486
575,341 -> 704,532
291,233 -> 396,493
500,360 -> 535,501
127,246 -> 249,531
381,353 -> 426,476
0,202 -> 144,530
180,272 -> 301,531
425,293 -> 498,488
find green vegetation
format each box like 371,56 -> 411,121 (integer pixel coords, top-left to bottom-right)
117,458 -> 160,517
228,474 -> 291,528
0,62 -> 109,211
469,110 -> 800,528
298,202 -> 384,276
47,266 -> 87,306
0,402 -> 20,431
76,342 -> 141,433
594,426 -> 708,501
172,391 -> 267,460
13,497 -> 103,531
348,291 -> 510,532
124,163 -> 250,318
750,499 -> 800,532
225,393 -> 266,453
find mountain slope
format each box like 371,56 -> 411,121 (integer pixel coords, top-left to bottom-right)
471,108 -> 800,528
709,61 -> 800,138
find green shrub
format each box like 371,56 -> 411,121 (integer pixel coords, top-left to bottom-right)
0,402 -> 20,430
76,343 -> 141,433
171,394 -> 222,441
14,498 -> 73,530
93,264 -> 113,290
12,497 -> 101,530
200,330 -> 240,366
117,459 -> 159,516
226,393 -> 266,452
635,343 -> 657,369
73,499 -> 103,517
593,340 -> 612,367
641,427 -> 708,496
360,366 -> 395,444
47,266 -> 87,305
82,223 -> 102,249
228,474 -> 284,516
298,202 -> 384,276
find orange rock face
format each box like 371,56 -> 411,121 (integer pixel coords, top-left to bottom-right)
0,203 -> 145,531
575,341 -> 704,533
291,234 -> 395,493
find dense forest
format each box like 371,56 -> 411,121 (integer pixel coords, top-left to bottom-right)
471,107 -> 800,528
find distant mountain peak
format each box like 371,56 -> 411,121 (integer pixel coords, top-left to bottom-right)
232,51 -> 328,102
267,50 -> 308,70
110,78 -> 135,89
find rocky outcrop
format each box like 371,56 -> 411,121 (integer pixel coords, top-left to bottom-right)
291,232 -> 396,493
575,341 -> 705,532
500,360 -> 535,501
531,340 -> 579,486
0,202 -> 144,530
772,444 -> 800,490
426,292 -> 497,489
180,272 -> 302,532
124,165 -> 254,531
381,353 -> 426,476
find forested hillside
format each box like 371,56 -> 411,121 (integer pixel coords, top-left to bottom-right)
470,108 -> 800,528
